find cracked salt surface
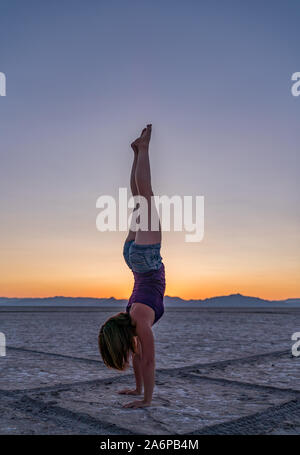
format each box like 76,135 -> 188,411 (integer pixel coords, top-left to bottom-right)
25,371 -> 296,435
1,307 -> 297,366
196,355 -> 300,391
1,307 -> 299,434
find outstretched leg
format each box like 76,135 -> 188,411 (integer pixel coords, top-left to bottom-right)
135,125 -> 161,245
126,127 -> 150,242
125,140 -> 140,243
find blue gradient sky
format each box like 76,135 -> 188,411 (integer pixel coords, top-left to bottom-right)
0,0 -> 299,298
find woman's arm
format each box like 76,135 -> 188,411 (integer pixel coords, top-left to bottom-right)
118,337 -> 143,395
132,338 -> 143,393
123,317 -> 155,408
138,326 -> 155,403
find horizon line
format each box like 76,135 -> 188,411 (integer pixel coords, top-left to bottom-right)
0,293 -> 299,302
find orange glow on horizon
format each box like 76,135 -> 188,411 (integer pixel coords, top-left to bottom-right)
1,276 -> 299,302
1,231 -> 299,302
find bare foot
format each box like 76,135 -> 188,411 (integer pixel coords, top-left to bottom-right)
130,139 -> 139,154
131,124 -> 152,152
118,388 -> 142,395
139,124 -> 152,149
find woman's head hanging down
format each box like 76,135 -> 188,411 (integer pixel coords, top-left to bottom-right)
98,124 -> 166,408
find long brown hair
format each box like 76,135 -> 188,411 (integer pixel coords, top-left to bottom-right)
98,312 -> 137,371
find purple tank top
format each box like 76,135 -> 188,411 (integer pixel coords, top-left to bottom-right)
126,263 -> 166,325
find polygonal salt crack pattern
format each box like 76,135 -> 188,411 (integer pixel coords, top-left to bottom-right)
1,307 -> 299,434
1,348 -> 299,435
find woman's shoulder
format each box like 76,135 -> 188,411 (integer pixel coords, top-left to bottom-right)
129,302 -> 155,327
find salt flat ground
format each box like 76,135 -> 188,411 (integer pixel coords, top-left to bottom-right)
0,306 -> 299,435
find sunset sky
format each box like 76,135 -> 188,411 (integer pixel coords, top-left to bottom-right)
0,0 -> 299,300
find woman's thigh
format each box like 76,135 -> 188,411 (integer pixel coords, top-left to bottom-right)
135,229 -> 161,245
135,193 -> 161,245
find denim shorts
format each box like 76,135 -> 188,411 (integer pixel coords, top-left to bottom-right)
123,240 -> 162,273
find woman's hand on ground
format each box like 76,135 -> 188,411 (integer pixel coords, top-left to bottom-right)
122,399 -> 151,409
117,388 -> 142,395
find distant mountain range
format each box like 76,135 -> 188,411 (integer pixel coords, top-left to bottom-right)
0,294 -> 299,308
